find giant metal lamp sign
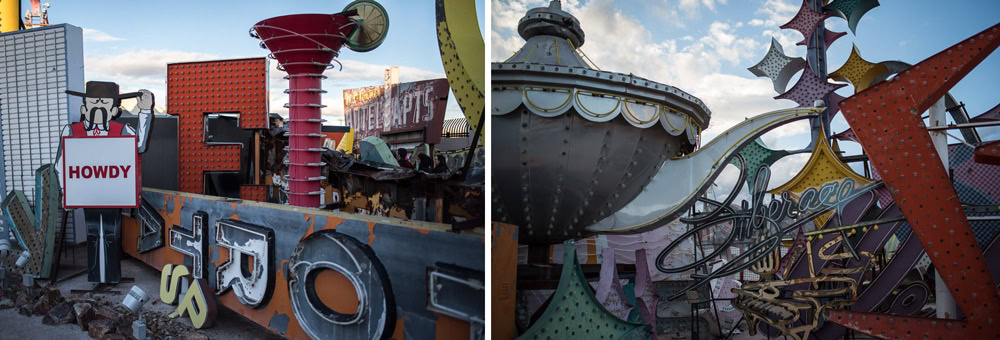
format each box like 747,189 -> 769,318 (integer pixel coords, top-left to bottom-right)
62,136 -> 140,208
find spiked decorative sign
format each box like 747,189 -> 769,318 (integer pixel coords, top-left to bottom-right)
748,37 -> 807,94
1,165 -> 62,279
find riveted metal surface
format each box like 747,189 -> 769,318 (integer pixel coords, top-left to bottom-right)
831,22 -> 1000,338
239,185 -> 267,202
524,110 -> 569,238
574,119 -> 669,232
870,61 -> 982,143
167,58 -> 268,197
495,106 -> 680,244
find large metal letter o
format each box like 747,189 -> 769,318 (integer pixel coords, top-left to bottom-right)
288,230 -> 395,339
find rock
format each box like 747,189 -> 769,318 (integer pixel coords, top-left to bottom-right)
180,332 -> 209,340
14,294 -> 31,308
99,334 -> 127,340
41,286 -> 63,303
88,319 -> 115,338
0,298 -> 13,310
74,302 -> 97,331
32,292 -> 54,315
43,302 -> 76,325
67,292 -> 98,306
95,305 -> 121,321
16,303 -> 32,316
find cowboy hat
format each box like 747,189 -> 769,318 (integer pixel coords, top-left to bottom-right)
65,81 -> 142,99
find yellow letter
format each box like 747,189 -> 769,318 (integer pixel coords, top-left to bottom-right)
169,278 -> 217,329
159,264 -> 190,305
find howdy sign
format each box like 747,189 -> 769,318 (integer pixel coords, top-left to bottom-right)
343,78 -> 450,144
62,136 -> 140,208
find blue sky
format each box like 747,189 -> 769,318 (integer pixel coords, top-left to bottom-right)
39,0 -> 485,124
493,0 -> 1000,191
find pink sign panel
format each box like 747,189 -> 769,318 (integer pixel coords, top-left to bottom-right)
343,78 -> 450,144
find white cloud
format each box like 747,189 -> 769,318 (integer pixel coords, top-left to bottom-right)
756,0 -> 799,28
491,30 -> 525,61
84,49 -> 221,108
86,49 -> 447,122
679,0 -> 728,16
492,0 -> 801,138
493,0 -> 814,184
267,58 -> 445,120
82,28 -> 124,42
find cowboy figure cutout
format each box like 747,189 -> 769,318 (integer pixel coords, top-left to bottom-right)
56,81 -> 154,284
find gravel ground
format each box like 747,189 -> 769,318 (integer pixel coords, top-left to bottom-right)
0,254 -> 284,340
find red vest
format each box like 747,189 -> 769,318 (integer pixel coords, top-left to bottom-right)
70,121 -> 124,137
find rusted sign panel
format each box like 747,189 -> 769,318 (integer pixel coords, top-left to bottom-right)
122,188 -> 484,339
491,223 -> 517,340
343,78 -> 450,144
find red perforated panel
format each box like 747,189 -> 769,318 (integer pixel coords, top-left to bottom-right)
834,23 -> 1000,338
239,185 -> 267,202
824,311 -> 967,339
167,58 -> 269,197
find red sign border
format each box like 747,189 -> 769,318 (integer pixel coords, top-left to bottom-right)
62,135 -> 140,209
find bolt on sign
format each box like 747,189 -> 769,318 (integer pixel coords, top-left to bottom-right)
61,136 -> 139,208
120,189 -> 485,339
343,78 -> 450,144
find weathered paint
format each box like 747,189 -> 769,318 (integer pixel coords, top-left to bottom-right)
122,188 -> 484,339
491,222 -> 518,340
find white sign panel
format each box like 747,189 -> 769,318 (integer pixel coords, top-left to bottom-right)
62,136 -> 139,208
